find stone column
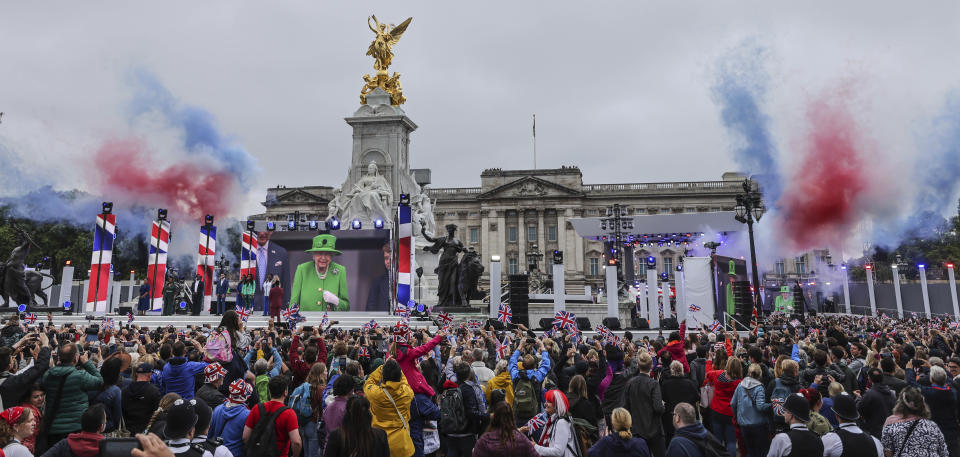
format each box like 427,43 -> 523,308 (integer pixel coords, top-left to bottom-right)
537,209 -> 545,252
557,210 -> 568,264
518,210 -> 527,273
497,211 -> 507,276
481,210 -> 491,259
574,209 -> 585,273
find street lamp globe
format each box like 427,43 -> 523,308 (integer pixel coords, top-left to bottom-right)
752,199 -> 765,221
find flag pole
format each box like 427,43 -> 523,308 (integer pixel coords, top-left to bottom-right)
532,114 -> 537,169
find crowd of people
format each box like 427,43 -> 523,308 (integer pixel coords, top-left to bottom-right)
1,309 -> 960,457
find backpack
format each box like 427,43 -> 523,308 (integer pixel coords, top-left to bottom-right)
682,433 -> 732,457
256,375 -> 270,403
289,382 -> 313,418
438,387 -> 468,434
568,417 -> 598,457
513,371 -> 540,421
204,329 -> 233,363
244,404 -> 290,457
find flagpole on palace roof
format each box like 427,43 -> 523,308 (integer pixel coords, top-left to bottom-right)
532,114 -> 537,169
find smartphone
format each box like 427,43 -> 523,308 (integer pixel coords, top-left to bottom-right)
99,438 -> 142,456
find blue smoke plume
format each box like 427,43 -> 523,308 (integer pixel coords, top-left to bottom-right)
912,90 -> 960,221
127,68 -> 259,191
711,40 -> 781,203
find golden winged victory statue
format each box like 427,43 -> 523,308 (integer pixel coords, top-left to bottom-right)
360,15 -> 412,106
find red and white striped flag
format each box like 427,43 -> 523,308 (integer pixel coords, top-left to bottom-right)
240,231 -> 258,278
196,224 -> 217,313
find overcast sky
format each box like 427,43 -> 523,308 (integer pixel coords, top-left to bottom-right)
2,1 -> 959,218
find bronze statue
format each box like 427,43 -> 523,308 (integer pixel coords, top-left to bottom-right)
0,226 -> 42,307
458,247 -> 485,301
422,222 -> 464,307
360,15 -> 411,106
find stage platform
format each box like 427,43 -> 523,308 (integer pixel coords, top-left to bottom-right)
32,311 -> 671,340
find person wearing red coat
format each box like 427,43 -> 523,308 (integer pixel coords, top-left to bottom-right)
704,358 -> 743,457
393,329 -> 449,397
658,321 -> 690,373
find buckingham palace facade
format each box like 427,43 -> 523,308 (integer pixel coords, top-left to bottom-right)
251,166 -> 821,293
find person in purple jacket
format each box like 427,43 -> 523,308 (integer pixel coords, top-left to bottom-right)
160,341 -> 208,400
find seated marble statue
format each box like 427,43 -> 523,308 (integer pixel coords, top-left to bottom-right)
335,161 -> 393,224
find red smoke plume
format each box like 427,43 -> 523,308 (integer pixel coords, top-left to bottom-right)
90,138 -> 240,221
777,87 -> 872,251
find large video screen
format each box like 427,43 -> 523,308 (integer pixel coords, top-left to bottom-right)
715,255 -> 748,313
267,230 -> 391,312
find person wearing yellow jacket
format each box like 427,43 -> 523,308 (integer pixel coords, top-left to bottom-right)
483,360 -> 515,407
364,360 -> 415,457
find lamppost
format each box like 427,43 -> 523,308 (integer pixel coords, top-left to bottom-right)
526,244 -> 544,273
600,204 -> 633,282
734,178 -> 765,315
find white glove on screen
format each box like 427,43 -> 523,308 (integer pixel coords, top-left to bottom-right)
323,290 -> 339,307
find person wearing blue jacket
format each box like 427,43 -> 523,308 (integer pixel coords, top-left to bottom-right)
210,379 -> 253,457
161,341 -> 209,400
410,391 -> 441,457
508,339 -> 552,384
666,403 -> 724,457
731,364 -> 771,457
243,345 -> 282,377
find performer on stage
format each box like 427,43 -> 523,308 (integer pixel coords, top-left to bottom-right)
774,285 -> 794,313
725,260 -> 736,317
215,274 -> 230,316
137,280 -> 150,315
162,275 -> 177,316
191,273 -> 205,316
290,234 -> 349,311
254,229 -> 289,316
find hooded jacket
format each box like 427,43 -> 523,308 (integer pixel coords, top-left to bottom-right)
730,376 -> 770,426
209,402 -> 251,457
473,429 -> 539,457
160,356 -> 208,400
764,374 -> 800,431
857,382 -> 895,438
122,380 -> 161,435
588,433 -> 652,457
660,341 -> 690,374
40,431 -> 104,457
666,423 -> 713,457
364,365 -> 415,457
395,333 -> 444,397
410,392 -> 441,457
196,383 -> 226,411
484,371 -> 514,406
42,361 -> 104,435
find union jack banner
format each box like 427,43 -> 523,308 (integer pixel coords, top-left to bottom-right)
86,213 -> 116,313
436,312 -> 453,325
240,231 -> 258,278
524,413 -> 547,434
709,320 -> 722,333
394,332 -> 407,344
235,304 -> 251,322
595,324 -> 609,337
467,319 -> 483,330
789,319 -> 800,328
396,302 -> 408,316
542,327 -> 555,339
147,220 -> 170,311
497,304 -> 512,323
606,333 -> 621,347
951,322 -> 960,329
320,312 -> 329,328
22,313 -> 37,325
553,310 -> 576,331
103,317 -> 115,331
496,339 -> 510,360
396,204 -> 413,311
771,398 -> 785,416
127,312 -> 135,324
571,329 -> 581,346
363,319 -> 378,331
196,224 -> 217,313
358,346 -> 370,358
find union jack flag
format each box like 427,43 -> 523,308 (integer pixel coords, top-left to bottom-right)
789,319 -> 800,328
496,342 -> 509,360
467,319 -> 483,331
709,320 -> 722,333
396,302 -> 408,316
606,333 -> 621,347
358,346 -> 370,358
240,231 -> 258,278
771,397 -> 785,416
196,224 -> 217,313
436,312 -> 453,326
542,327 -> 555,339
103,317 -> 115,331
22,313 -> 37,325
553,310 -> 576,331
320,312 -> 329,328
282,307 -> 297,321
951,322 -> 960,329
127,312 -> 135,324
363,320 -> 378,331
394,332 -> 407,344
524,413 -> 547,434
595,324 -> 610,337
86,213 -> 116,313
235,304 -> 251,322
147,220 -> 170,311
497,304 -> 512,324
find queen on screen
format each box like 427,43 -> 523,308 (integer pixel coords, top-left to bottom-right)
290,234 -> 350,311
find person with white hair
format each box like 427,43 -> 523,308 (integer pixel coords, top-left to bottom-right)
532,389 -> 578,457
906,361 -> 960,455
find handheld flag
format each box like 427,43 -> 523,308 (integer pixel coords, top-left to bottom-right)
553,310 -> 576,331
497,304 -> 512,324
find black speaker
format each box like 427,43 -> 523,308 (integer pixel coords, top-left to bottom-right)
576,317 -> 591,331
732,280 -> 753,330
509,275 -> 530,327
631,317 -> 649,330
486,318 -> 505,331
661,317 -> 679,330
602,317 -> 621,331
539,318 -> 553,331
118,306 -> 132,316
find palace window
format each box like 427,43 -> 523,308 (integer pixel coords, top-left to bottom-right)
508,256 -> 519,275
528,226 -> 537,242
508,226 -> 517,242
589,258 -> 600,276
775,260 -> 786,276
795,256 -> 807,275
638,260 -> 647,277
664,257 -> 674,277
469,227 -> 479,244
548,225 -> 558,242
661,208 -> 672,214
